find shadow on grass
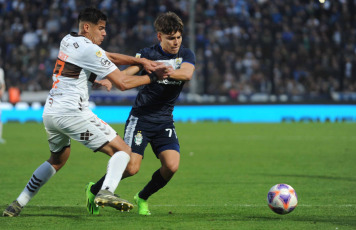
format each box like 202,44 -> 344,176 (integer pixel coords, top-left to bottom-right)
0,205 -> 136,219
1,205 -> 88,218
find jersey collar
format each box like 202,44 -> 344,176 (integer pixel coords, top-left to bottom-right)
70,32 -> 85,37
158,44 -> 179,58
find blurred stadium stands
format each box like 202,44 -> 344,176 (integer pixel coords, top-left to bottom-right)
0,0 -> 356,104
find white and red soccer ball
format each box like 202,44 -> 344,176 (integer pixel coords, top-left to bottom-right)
267,183 -> 298,214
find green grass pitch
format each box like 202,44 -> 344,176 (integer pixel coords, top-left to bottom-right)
0,122 -> 355,229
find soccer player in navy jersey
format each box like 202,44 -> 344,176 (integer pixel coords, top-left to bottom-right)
86,12 -> 196,215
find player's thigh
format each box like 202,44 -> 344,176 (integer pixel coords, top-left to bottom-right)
47,114 -> 117,153
44,115 -> 71,153
99,135 -> 131,156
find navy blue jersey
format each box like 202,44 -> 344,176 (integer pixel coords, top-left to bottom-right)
130,44 -> 195,123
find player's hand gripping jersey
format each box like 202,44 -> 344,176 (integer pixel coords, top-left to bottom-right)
131,44 -> 195,123
44,32 -> 117,115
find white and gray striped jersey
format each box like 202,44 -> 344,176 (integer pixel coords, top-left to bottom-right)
43,32 -> 117,116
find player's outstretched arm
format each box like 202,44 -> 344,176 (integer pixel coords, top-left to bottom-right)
105,65 -> 172,91
106,52 -> 157,73
168,63 -> 195,81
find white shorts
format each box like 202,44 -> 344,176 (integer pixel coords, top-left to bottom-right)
43,111 -> 117,153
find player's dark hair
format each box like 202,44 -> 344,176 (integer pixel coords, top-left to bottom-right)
78,7 -> 107,24
154,12 -> 183,35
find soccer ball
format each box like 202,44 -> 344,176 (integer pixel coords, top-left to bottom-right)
267,183 -> 298,215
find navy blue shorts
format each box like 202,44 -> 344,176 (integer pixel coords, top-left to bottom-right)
123,115 -> 180,158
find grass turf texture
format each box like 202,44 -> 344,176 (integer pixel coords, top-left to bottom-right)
0,122 -> 355,229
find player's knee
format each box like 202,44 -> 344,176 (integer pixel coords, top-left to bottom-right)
122,146 -> 132,155
166,162 -> 179,175
125,165 -> 140,176
48,147 -> 70,171
106,146 -> 132,157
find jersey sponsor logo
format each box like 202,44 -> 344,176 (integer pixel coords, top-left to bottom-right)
157,79 -> 183,85
96,50 -> 103,57
157,58 -> 182,70
134,131 -> 143,146
100,58 -> 111,67
58,51 -> 68,61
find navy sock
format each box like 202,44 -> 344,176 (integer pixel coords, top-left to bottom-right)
139,169 -> 168,200
90,174 -> 106,195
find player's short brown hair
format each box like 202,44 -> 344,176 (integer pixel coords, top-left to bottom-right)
78,7 -> 107,24
154,12 -> 183,35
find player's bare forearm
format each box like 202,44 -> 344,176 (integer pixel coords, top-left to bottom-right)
106,65 -> 170,91
106,69 -> 150,91
105,52 -> 139,65
169,63 -> 195,81
122,65 -> 142,76
106,52 -> 160,74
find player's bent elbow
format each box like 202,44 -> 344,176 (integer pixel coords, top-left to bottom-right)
182,73 -> 193,81
185,76 -> 192,81
114,81 -> 129,91
116,84 -> 128,91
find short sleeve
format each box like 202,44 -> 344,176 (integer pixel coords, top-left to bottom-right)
80,45 -> 117,80
135,48 -> 146,59
182,48 -> 196,66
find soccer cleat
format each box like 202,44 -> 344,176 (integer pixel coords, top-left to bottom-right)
94,190 -> 134,212
3,200 -> 23,217
85,182 -> 99,215
134,192 -> 151,216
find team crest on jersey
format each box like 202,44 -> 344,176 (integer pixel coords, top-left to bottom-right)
96,50 -> 102,57
175,58 -> 182,68
134,131 -> 143,146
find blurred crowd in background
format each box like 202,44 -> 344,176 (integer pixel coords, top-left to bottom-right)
0,0 -> 355,103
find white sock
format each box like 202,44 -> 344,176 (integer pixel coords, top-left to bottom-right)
17,161 -> 56,207
101,151 -> 130,193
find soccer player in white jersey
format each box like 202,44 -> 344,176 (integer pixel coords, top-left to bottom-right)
3,7 -> 172,217
0,61 -> 5,144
